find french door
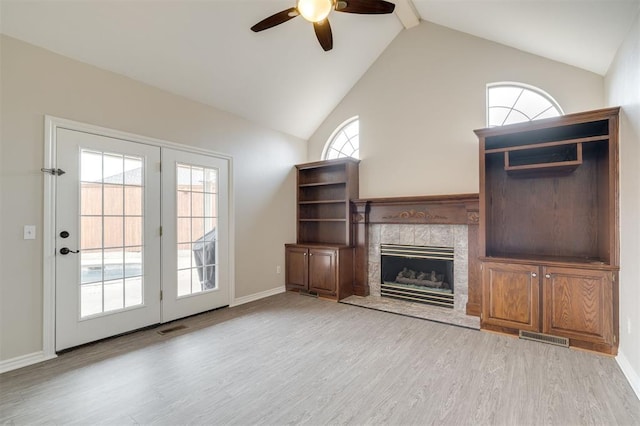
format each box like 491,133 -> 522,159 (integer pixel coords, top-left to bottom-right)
55,128 -> 230,351
161,148 -> 229,322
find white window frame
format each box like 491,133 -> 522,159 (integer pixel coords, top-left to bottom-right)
322,116 -> 359,160
486,82 -> 564,127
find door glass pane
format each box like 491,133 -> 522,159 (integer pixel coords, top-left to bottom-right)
104,185 -> 124,216
125,217 -> 142,246
80,149 -> 145,318
176,163 -> 218,297
80,217 -> 102,250
125,187 -> 142,215
81,183 -> 102,215
124,157 -> 142,185
80,151 -> 102,183
104,217 -> 124,248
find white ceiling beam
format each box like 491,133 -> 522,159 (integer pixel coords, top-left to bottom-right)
394,0 -> 421,29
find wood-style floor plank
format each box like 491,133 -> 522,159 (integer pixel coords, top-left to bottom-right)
1,292 -> 639,425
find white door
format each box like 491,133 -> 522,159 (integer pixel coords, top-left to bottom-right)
161,148 -> 230,322
55,128 -> 161,351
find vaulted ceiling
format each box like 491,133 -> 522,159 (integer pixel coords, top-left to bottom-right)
2,1 -> 639,139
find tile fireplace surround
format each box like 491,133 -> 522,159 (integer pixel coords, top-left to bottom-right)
341,194 -> 481,329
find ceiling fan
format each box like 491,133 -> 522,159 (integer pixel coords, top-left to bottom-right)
251,0 -> 396,52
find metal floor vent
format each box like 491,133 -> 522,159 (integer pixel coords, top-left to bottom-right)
157,324 -> 187,335
519,330 -> 569,347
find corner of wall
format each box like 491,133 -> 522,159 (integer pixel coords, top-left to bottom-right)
617,350 -> 640,401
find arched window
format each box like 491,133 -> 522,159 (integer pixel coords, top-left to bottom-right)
487,83 -> 563,127
322,117 -> 359,160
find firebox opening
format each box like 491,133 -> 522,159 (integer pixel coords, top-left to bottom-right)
381,257 -> 453,292
380,244 -> 454,308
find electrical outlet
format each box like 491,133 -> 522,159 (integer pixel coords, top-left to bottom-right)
24,225 -> 36,240
276,265 -> 281,274
628,318 -> 632,334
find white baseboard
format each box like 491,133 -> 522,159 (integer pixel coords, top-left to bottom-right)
0,351 -> 57,374
617,350 -> 640,401
231,286 -> 285,307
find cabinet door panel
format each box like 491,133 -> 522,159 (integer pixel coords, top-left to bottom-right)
308,249 -> 337,295
543,267 -> 613,344
482,262 -> 540,331
285,247 -> 308,290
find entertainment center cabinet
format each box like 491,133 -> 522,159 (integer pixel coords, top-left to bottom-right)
475,107 -> 620,355
285,158 -> 359,300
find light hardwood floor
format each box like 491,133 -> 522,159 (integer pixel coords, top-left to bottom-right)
1,292 -> 639,425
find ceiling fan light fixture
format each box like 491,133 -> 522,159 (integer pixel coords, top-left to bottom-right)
297,0 -> 334,23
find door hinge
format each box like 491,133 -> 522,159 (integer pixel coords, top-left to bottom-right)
159,161 -> 162,172
480,263 -> 483,271
159,226 -> 163,236
160,290 -> 163,301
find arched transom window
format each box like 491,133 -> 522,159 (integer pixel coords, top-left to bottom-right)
487,83 -> 563,127
323,117 -> 359,160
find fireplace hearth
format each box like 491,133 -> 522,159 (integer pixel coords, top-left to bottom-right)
380,244 -> 454,308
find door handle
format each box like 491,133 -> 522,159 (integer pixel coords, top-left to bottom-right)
59,247 -> 80,255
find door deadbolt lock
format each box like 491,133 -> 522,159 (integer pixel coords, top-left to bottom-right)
60,231 -> 70,238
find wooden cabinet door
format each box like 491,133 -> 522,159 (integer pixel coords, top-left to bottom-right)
482,262 -> 540,331
542,267 -> 613,344
285,247 -> 308,290
308,248 -> 337,296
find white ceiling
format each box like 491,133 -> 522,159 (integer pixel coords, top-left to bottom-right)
412,0 -> 640,76
1,1 -> 638,140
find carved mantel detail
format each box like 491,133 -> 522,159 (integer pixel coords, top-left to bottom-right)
467,211 -> 480,224
382,209 -> 448,221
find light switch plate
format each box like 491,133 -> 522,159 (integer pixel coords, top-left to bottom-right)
24,225 -> 36,240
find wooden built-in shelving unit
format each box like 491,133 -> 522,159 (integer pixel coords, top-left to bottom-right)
475,107 -> 620,355
285,158 -> 360,300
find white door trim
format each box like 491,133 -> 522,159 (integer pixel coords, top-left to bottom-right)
43,115 -> 235,358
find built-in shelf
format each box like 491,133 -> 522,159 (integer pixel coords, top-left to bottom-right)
287,159 -> 359,301
502,141 -> 583,176
298,200 -> 346,205
299,219 -> 347,222
484,135 -> 609,154
295,157 -> 359,246
298,181 -> 347,188
481,254 -> 616,270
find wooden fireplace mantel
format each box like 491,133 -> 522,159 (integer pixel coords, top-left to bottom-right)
351,194 -> 481,316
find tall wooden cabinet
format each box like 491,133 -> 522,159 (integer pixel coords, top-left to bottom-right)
476,107 -> 620,355
285,158 -> 359,300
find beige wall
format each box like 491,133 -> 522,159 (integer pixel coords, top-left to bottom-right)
308,21 -> 604,198
0,35 -> 306,361
606,12 -> 640,396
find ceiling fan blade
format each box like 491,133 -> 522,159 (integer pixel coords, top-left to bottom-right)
251,7 -> 299,32
335,0 -> 395,14
313,19 -> 333,52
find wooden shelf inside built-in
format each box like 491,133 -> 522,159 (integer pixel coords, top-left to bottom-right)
298,181 -> 347,187
298,200 -> 346,204
481,253 -> 616,270
483,135 -> 609,154
504,142 -> 582,176
299,219 -> 347,222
